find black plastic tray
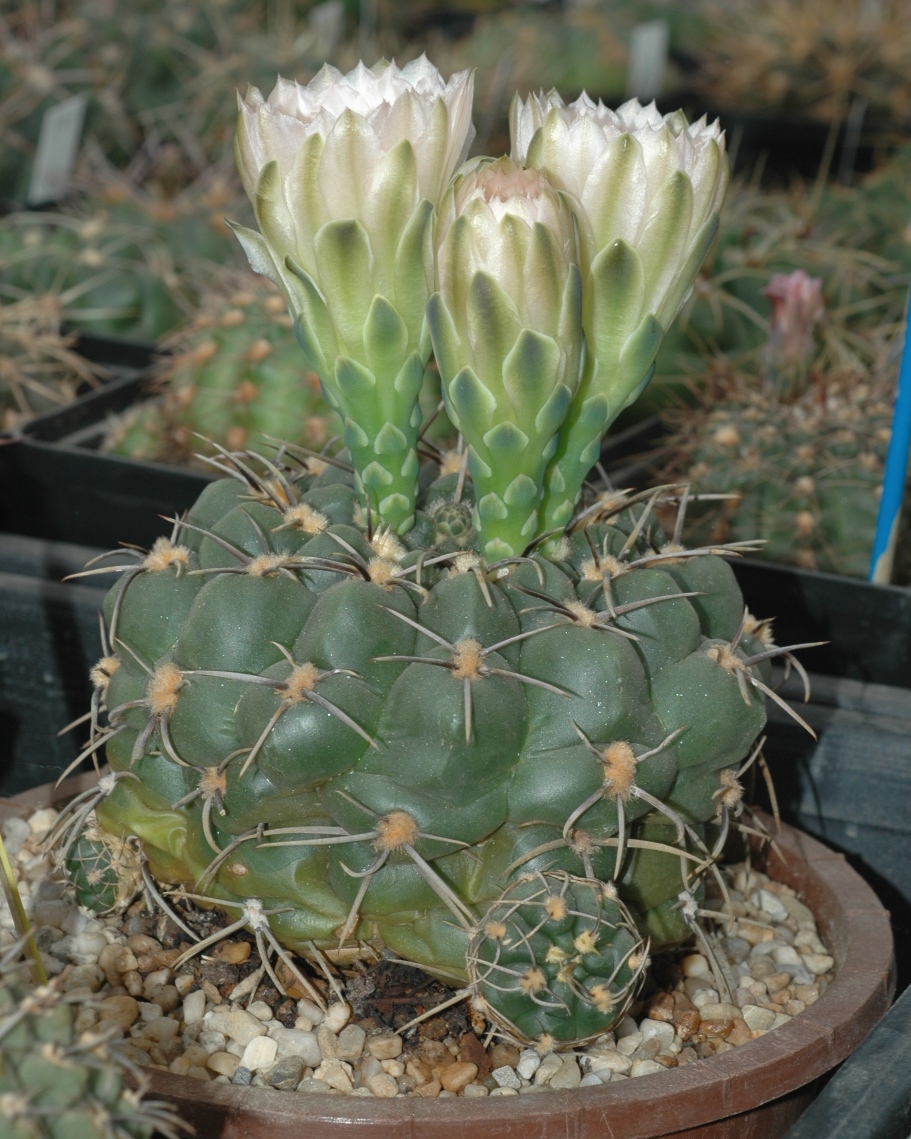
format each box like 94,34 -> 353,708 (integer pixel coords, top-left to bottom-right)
0,333 -> 213,550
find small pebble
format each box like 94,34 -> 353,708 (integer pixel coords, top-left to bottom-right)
368,1073 -> 399,1098
630,1059 -> 664,1077
550,1056 -> 581,1089
336,1024 -> 366,1062
181,990 -> 206,1026
742,1005 -> 777,1032
441,1062 -> 478,1093
801,953 -> 835,976
323,1002 -> 351,1033
534,1054 -> 563,1085
367,1033 -> 403,1060
231,1065 -> 253,1086
516,1049 -> 541,1080
492,1065 -> 522,1091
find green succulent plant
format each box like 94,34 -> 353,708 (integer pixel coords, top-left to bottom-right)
0,936 -> 184,1139
61,60 -> 815,1050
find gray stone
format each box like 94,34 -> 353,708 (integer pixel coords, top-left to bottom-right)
231,1065 -> 253,1086
336,1024 -> 366,1062
491,1065 -> 522,1090
264,1055 -> 305,1090
267,1027 -> 322,1068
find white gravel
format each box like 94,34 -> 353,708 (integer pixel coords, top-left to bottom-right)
1,808 -> 835,1099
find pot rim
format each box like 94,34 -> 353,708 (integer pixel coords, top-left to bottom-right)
0,776 -> 894,1139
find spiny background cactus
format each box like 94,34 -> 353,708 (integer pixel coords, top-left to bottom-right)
691,0 -> 911,123
0,938 -> 185,1139
0,209 -> 192,342
656,353 -> 900,577
75,447 -> 800,1046
0,296 -> 98,430
101,270 -> 335,465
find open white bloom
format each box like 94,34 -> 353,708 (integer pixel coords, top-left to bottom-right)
511,92 -> 727,328
511,92 -> 729,535
233,55 -> 474,302
229,56 -> 475,535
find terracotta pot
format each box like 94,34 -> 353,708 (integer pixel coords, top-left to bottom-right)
0,777 -> 894,1139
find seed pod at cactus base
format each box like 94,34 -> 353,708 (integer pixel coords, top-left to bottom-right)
428,156 -> 584,558
510,93 -> 729,537
230,57 -> 475,534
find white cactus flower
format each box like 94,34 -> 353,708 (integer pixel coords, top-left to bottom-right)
428,157 -> 583,557
511,92 -> 728,329
510,92 -> 729,536
233,55 -> 475,301
228,56 -> 475,535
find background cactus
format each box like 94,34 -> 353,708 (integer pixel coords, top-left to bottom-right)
0,939 -> 185,1139
656,354 -> 899,576
101,269 -> 336,465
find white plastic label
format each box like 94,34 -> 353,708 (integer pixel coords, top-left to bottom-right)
627,21 -> 669,103
28,94 -> 88,206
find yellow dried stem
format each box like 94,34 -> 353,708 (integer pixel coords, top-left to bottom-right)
518,967 -> 546,994
89,655 -> 120,692
565,600 -> 598,628
716,768 -> 745,811
369,530 -> 406,562
439,450 -> 465,476
601,741 -> 637,799
283,663 -> 320,703
142,537 -> 190,574
247,553 -> 291,577
281,504 -> 328,534
366,558 -> 399,585
573,929 -> 598,955
588,984 -> 614,1013
545,894 -> 568,921
0,831 -> 47,985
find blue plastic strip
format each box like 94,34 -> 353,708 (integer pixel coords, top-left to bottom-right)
869,291 -> 911,582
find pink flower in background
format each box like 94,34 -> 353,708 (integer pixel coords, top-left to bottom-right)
762,269 -> 824,371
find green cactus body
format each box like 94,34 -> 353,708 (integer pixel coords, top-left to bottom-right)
0,946 -> 183,1139
87,450 -> 776,1046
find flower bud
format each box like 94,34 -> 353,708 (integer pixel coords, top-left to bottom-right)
428,157 -> 583,558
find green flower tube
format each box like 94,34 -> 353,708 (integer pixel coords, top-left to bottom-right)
228,57 -> 475,533
428,157 -> 584,559
511,94 -> 729,535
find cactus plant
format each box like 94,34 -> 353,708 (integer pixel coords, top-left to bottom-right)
0,938 -> 186,1138
65,59 -> 816,1050
692,0 -> 911,124
0,209 -> 192,341
101,269 -> 337,465
0,296 -> 98,430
